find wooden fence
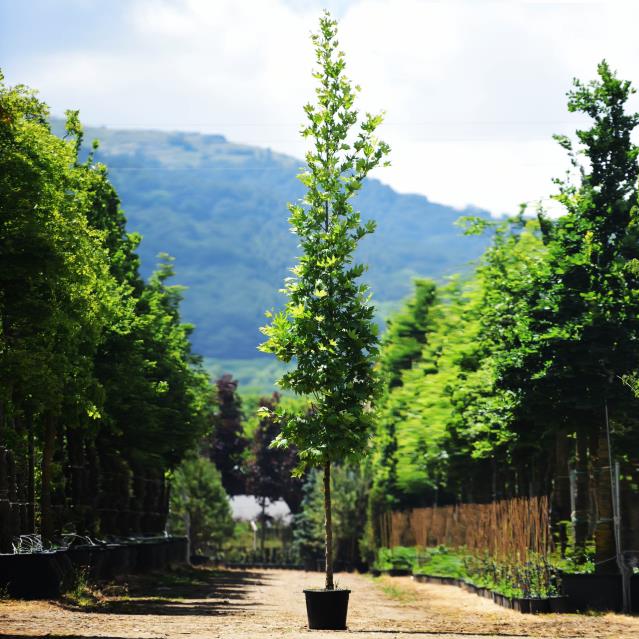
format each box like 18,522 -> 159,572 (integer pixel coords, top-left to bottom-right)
380,496 -> 551,561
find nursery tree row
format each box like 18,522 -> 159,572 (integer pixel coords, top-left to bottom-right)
370,62 -> 639,574
0,73 -> 214,551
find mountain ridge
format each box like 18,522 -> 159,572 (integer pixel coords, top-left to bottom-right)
53,119 -> 491,360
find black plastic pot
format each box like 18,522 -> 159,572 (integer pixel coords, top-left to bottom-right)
304,588 -> 350,630
493,593 -> 512,609
510,597 -> 529,613
4,551 -> 71,598
66,544 -> 106,580
100,545 -> 131,580
559,572 -> 622,612
413,574 -> 462,587
512,597 -> 549,614
548,595 -> 569,613
386,568 -> 411,577
136,542 -> 157,572
168,537 -> 188,564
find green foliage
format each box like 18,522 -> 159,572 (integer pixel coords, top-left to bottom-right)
64,568 -> 97,608
371,276 -> 484,506
203,357 -> 291,396
0,70 -> 213,545
463,552 -> 559,598
0,74 -> 118,424
209,375 -> 248,496
292,462 -> 370,566
246,393 -> 303,512
550,530 -> 596,574
413,546 -> 467,579
379,278 -> 438,389
476,61 -> 639,452
370,61 -> 639,517
292,470 -> 325,564
259,12 -> 389,469
168,455 -> 234,555
377,545 -> 560,598
373,546 -> 417,571
331,462 -> 371,566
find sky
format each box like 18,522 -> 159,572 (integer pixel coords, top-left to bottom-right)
2,0 -> 639,216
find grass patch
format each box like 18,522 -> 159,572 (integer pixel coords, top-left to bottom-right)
378,580 -> 417,603
62,568 -> 100,608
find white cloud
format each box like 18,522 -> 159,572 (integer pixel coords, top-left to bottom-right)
6,0 -> 639,216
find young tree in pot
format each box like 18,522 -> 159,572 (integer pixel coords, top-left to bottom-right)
259,11 -> 389,631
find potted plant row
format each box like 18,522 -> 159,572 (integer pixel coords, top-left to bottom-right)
409,549 -> 570,614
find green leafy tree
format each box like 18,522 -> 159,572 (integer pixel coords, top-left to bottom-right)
0,77 -> 121,544
259,13 -> 389,589
367,62 -> 639,579
246,392 -> 302,555
486,62 -> 639,566
0,70 -> 213,545
379,278 -> 437,389
539,62 -> 639,567
294,463 -> 370,570
369,278 -> 438,543
168,454 -> 234,555
292,470 -> 325,568
209,375 -> 248,496
331,463 -> 371,568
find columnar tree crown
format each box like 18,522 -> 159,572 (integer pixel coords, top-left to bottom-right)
259,12 -> 390,470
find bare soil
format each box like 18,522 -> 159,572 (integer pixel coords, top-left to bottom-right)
1,567 -> 638,639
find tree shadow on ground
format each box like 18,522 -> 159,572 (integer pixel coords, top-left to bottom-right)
64,566 -> 268,617
0,636 -> 164,639
351,632 -> 530,637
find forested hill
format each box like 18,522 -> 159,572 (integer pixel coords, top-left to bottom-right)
54,120 -> 491,360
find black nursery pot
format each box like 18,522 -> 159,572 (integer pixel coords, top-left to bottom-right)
304,588 -> 351,630
548,595 -> 570,613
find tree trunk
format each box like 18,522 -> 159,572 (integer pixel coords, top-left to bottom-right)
182,488 -> 191,558
594,429 -> 617,573
0,446 -> 11,552
552,430 -> 571,558
160,471 -> 170,533
15,414 -> 28,536
0,398 -> 10,552
27,422 -> 35,533
7,446 -> 18,542
86,437 -> 99,536
260,497 -> 267,558
41,413 -> 57,542
324,461 -> 334,590
622,462 -> 639,567
574,429 -> 590,561
67,426 -> 84,533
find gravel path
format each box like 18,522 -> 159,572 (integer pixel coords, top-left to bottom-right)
1,567 -> 638,639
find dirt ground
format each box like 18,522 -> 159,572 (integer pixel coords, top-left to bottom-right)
1,567 -> 638,639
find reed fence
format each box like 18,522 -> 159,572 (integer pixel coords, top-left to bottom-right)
380,496 -> 551,561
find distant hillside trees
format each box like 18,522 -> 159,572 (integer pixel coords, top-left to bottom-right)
59,122 -> 491,361
209,375 -> 248,496
245,392 -> 303,554
0,72 -> 213,549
